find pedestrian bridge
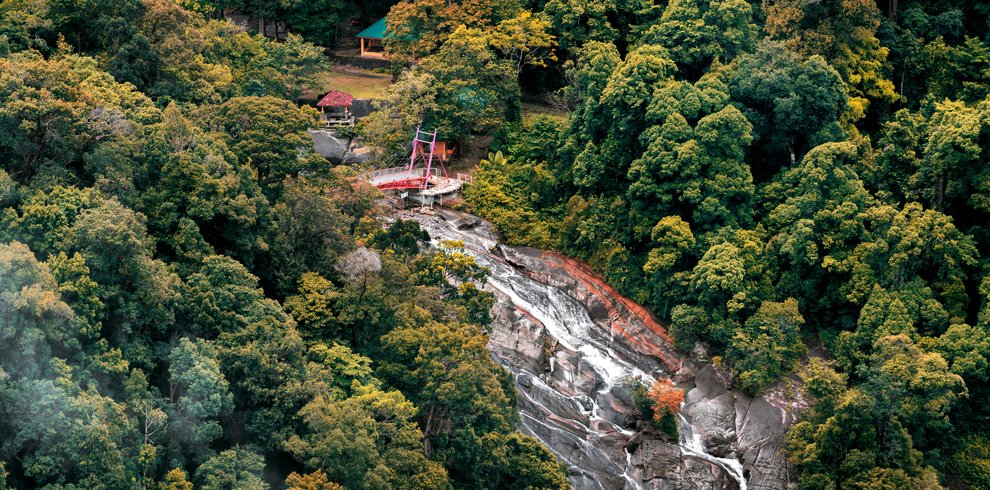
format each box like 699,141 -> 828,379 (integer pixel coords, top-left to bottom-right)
358,127 -> 470,204
361,166 -> 469,198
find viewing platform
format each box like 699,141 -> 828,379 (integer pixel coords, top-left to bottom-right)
361,166 -> 468,205
359,127 -> 470,206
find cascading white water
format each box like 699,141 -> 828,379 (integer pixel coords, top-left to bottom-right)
405,209 -> 751,489
408,211 -> 648,488
677,411 -> 747,490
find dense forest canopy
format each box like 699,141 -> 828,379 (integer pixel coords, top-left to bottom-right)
449,0 -> 990,488
0,1 -> 570,489
3,0 -> 990,488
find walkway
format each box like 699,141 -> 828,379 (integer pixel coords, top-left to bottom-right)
361,166 -> 467,198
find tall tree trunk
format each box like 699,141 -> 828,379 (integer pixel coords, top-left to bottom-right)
422,405 -> 436,456
937,174 -> 946,211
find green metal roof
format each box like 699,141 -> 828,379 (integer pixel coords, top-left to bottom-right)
357,17 -> 388,39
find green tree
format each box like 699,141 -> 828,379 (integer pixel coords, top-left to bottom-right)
638,0 -> 756,77
863,335 -> 967,447
7,186 -> 103,257
379,321 -> 515,452
560,40 -> 621,148
359,70 -> 440,161
285,469 -> 343,490
674,228 -> 770,346
159,468 -> 195,490
763,0 -> 897,122
415,25 -> 520,144
686,104 -> 754,229
281,0 -> 347,48
452,432 -> 568,490
487,11 -> 557,75
265,177 -> 356,295
597,44 -> 676,170
384,0 -> 523,61
216,314 -> 306,450
299,342 -> 379,401
0,242 -> 80,378
643,215 -> 695,317
204,96 -> 321,191
934,323 -> 990,381
951,434 -> 990,489
872,109 -> 926,202
178,254 -> 285,338
540,0 -> 620,54
462,152 -> 554,248
369,219 -> 429,258
627,103 -> 753,235
284,273 -> 341,341
727,298 -> 806,395
169,338 -> 233,457
141,103 -> 267,265
0,53 -> 86,183
912,99 -> 987,214
195,447 -> 269,490
285,384 -> 449,489
761,142 -> 875,331
416,240 -> 489,296
0,376 -> 133,488
65,199 -> 180,366
139,0 -> 233,103
726,40 -> 847,172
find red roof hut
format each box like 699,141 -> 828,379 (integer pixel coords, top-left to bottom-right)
316,90 -> 354,127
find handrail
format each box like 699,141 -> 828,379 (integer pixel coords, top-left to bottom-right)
361,166 -> 442,181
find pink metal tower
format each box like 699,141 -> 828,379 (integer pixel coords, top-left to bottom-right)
407,126 -> 449,189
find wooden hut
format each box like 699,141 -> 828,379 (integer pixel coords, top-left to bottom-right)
317,90 -> 354,127
357,17 -> 388,58
435,141 -> 457,162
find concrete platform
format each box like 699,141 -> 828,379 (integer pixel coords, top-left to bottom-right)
419,176 -> 463,196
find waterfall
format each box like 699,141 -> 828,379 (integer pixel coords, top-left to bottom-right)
677,411 -> 747,490
405,210 -> 653,488
401,209 -> 761,489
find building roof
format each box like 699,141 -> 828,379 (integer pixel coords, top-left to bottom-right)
356,17 -> 388,39
317,90 -> 353,107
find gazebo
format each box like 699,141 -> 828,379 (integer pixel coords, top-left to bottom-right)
316,90 -> 354,127
357,17 -> 388,58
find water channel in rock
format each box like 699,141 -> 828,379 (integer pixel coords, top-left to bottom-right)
399,208 -> 796,489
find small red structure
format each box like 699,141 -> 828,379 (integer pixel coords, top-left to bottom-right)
316,90 -> 354,127
434,141 -> 457,162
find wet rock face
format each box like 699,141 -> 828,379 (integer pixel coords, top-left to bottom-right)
409,209 -> 796,490
489,299 -> 546,374
631,439 -> 741,490
684,366 -> 738,457
680,365 -> 796,489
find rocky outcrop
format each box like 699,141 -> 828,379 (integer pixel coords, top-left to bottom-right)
499,246 -> 682,374
681,365 -> 796,489
631,438 -> 741,490
499,244 -> 796,489
308,129 -> 370,165
408,209 -> 796,490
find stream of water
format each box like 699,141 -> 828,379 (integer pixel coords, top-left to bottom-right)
678,412 -> 748,490
405,209 -> 749,489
